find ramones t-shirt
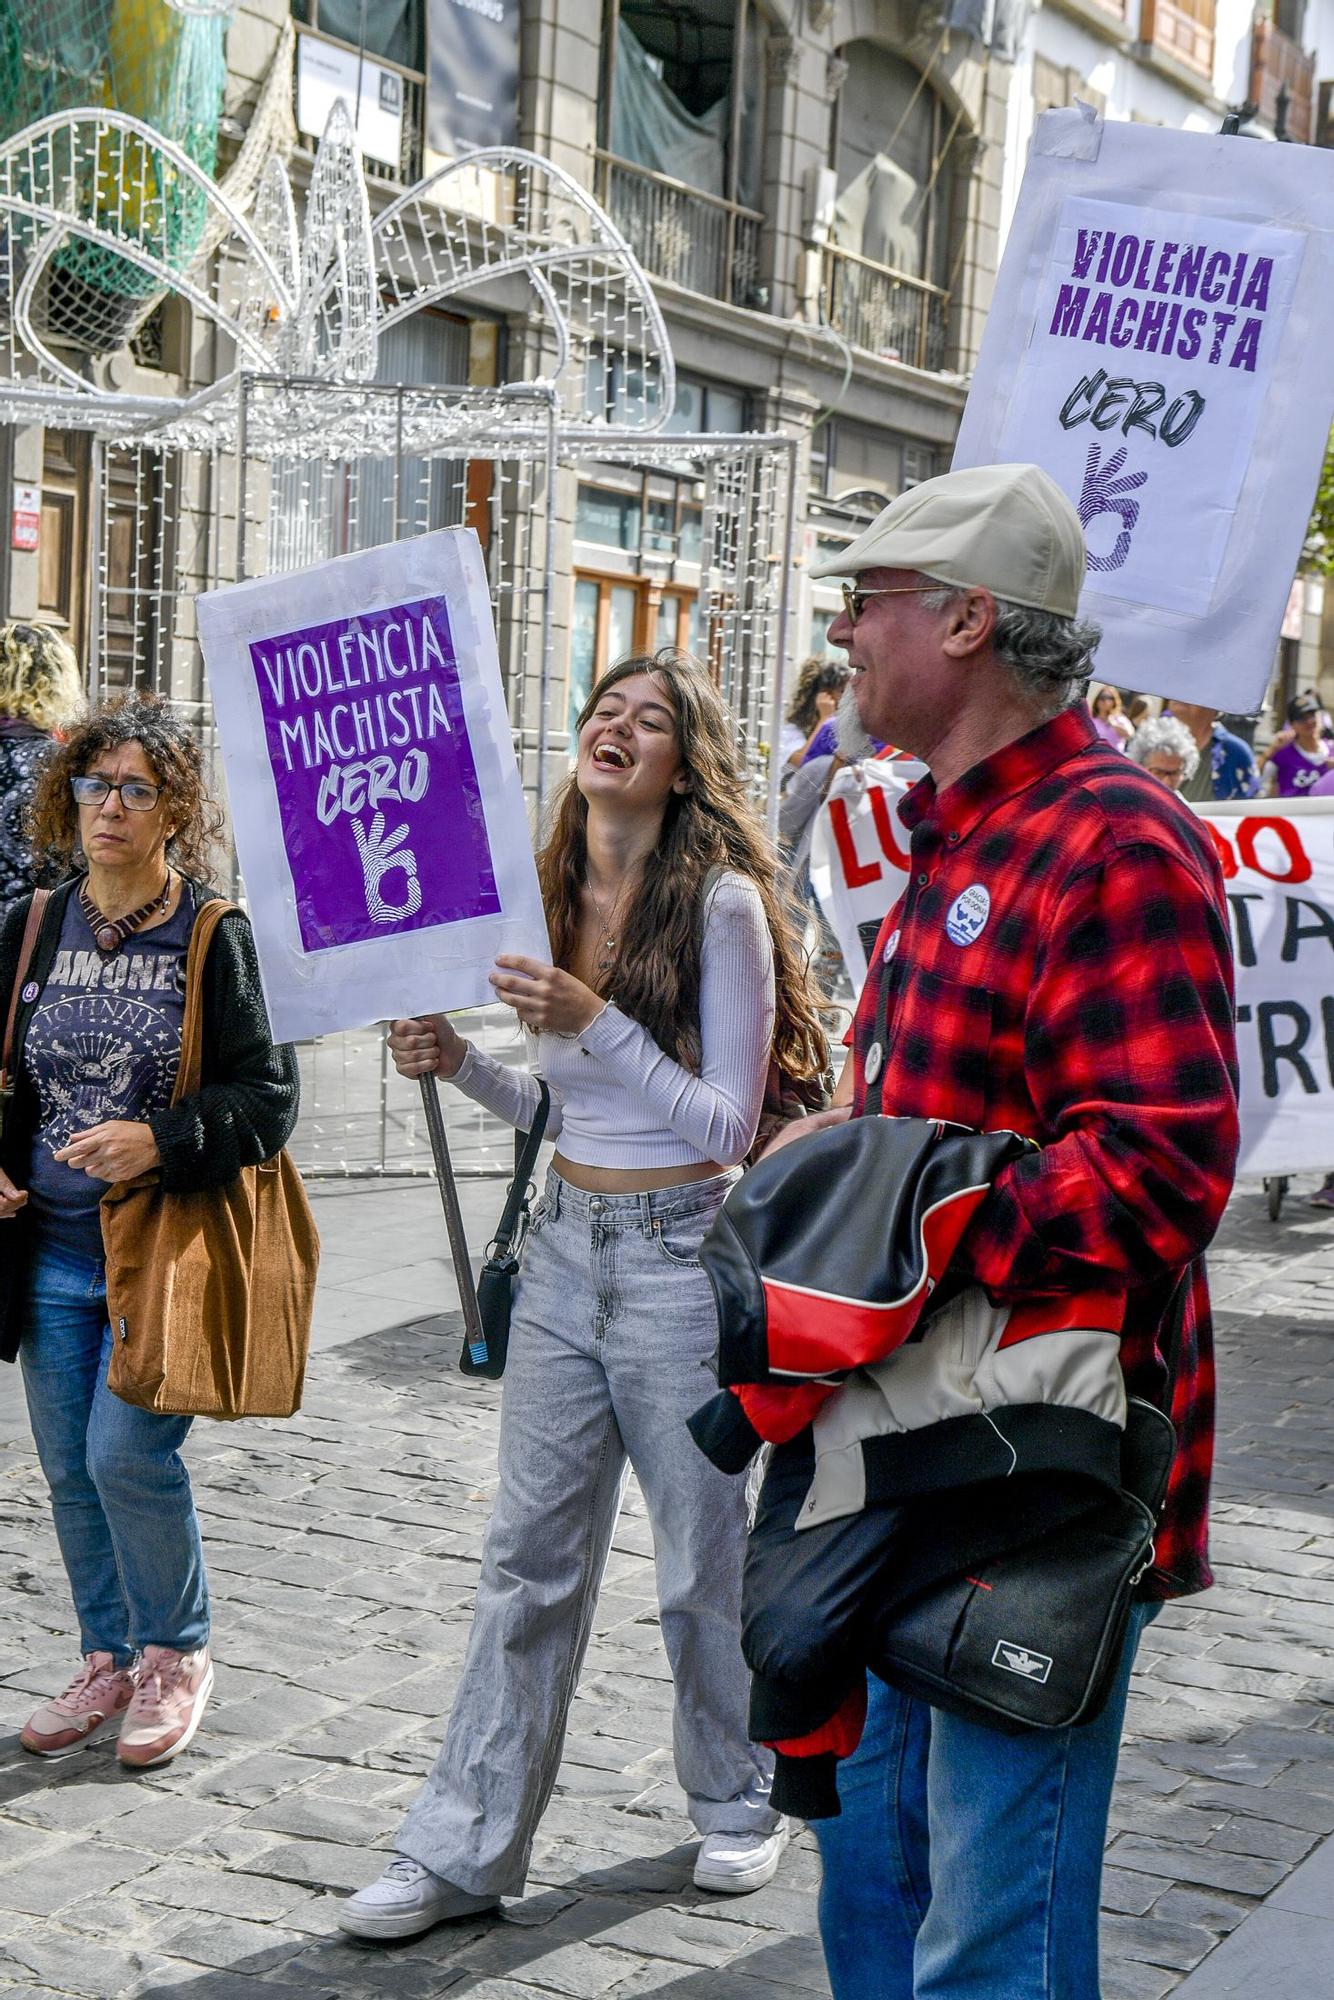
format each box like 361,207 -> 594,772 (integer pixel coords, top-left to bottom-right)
24,891 -> 190,1259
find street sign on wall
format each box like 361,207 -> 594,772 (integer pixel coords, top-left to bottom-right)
954,110 -> 1334,713
427,0 -> 519,156
10,482 -> 38,552
296,33 -> 404,168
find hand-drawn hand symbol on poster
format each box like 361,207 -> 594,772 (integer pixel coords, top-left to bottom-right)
1078,444 -> 1148,573
352,811 -> 423,923
248,594 -> 501,953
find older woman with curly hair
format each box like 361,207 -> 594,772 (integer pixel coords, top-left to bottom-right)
0,693 -> 299,1770
0,621 -> 86,906
1125,713 -> 1199,793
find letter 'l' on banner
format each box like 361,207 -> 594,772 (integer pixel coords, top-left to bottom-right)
197,527 -> 549,1045
953,110 -> 1334,714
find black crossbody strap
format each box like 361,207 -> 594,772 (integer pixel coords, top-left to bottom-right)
492,1080 -> 550,1257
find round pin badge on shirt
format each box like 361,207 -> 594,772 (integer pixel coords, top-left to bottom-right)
864,1041 -> 884,1084
882,929 -> 901,964
944,884 -> 991,947
21,982 -> 38,1004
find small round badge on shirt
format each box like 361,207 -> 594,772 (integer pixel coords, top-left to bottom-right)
944,883 -> 991,947
882,929 -> 901,964
20,982 -> 38,1004
864,1041 -> 884,1084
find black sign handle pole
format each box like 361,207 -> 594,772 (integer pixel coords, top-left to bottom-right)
419,1073 -> 486,1360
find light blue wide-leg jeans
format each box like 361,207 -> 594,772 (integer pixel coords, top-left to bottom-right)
398,1169 -> 776,1896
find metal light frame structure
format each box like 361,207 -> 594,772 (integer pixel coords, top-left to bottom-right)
0,93 -> 798,1175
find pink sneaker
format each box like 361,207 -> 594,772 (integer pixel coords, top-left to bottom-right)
116,1645 -> 214,1769
20,1653 -> 137,1758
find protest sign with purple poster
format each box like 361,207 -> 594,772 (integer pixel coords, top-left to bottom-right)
954,110 -> 1334,712
198,528 -> 548,1043
250,594 -> 500,951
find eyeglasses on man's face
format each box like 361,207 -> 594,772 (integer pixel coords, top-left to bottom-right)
71,775 -> 163,812
840,582 -> 939,627
1143,758 -> 1185,790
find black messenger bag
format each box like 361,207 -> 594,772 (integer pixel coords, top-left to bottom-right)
868,1396 -> 1173,1732
867,1282 -> 1188,1734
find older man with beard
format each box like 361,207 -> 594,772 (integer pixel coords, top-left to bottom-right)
760,462 -> 1239,2000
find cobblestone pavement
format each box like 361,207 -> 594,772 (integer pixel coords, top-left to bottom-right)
0,1174 -> 1331,2000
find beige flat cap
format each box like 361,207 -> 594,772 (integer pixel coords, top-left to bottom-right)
810,462 -> 1086,618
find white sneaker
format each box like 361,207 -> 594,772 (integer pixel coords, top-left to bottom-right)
693,1819 -> 790,1894
338,1856 -> 498,1940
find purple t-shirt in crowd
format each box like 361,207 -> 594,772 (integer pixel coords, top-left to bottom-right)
1270,740 -> 1334,797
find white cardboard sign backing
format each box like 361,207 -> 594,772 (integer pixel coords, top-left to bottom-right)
954,112 -> 1334,712
197,528 -> 549,1045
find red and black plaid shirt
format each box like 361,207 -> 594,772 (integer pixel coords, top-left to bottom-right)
851,705 -> 1239,1598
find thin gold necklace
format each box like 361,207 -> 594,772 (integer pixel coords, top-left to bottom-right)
586,877 -> 629,974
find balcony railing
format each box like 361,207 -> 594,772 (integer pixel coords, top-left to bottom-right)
1140,0 -> 1215,78
595,152 -> 764,308
1249,16 -> 1316,141
821,244 -> 950,373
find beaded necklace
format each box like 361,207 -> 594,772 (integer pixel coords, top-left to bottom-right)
78,873 -> 171,955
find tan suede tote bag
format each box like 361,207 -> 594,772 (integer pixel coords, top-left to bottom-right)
103,900 -> 319,1419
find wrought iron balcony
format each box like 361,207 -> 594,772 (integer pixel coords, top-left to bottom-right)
820,244 -> 950,373
595,152 -> 764,309
1249,16 -> 1315,142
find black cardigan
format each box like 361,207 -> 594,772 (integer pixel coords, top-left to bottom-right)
0,877 -> 300,1363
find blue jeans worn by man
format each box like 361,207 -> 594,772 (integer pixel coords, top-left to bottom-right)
813,1597 -> 1156,1997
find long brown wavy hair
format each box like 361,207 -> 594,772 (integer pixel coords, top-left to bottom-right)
541,651 -> 827,1078
28,692 -> 225,884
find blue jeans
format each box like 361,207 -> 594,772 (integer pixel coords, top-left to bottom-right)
20,1241 -> 209,1660
814,1602 -> 1156,2000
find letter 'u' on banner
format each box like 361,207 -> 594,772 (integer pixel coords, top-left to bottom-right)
197,528 -> 549,1044
809,761 -> 916,985
953,110 -> 1334,715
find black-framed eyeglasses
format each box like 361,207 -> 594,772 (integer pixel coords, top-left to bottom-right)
71,775 -> 162,812
840,582 -> 939,626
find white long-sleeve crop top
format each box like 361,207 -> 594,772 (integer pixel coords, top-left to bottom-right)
448,871 -> 775,1169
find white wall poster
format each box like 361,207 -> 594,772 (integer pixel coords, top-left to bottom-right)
954,111 -> 1334,712
197,528 -> 549,1044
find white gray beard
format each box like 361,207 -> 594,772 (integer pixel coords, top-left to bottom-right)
834,683 -> 876,762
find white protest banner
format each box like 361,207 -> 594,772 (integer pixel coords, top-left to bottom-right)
811,769 -> 1334,1178
808,760 -> 917,984
1197,798 -> 1334,1177
197,528 -> 549,1044
954,110 -> 1334,712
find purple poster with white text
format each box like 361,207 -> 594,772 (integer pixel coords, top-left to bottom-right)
248,593 -> 501,952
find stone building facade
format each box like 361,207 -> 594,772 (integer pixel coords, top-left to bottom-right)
1,0 -> 1330,739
